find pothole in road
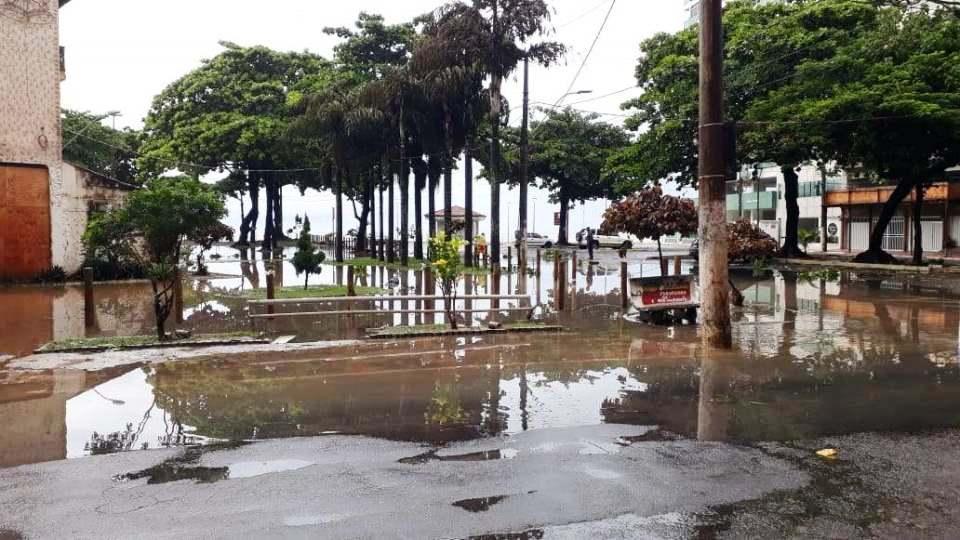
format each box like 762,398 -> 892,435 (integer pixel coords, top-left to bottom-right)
398,448 -> 519,465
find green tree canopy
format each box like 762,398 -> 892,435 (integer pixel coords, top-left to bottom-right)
84,177 -> 226,339
62,109 -> 140,184
525,108 -> 630,244
140,42 -> 331,246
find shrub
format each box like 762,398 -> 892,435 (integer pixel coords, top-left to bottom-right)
728,219 -> 778,262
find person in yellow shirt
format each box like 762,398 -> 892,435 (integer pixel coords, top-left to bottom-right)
474,233 -> 488,265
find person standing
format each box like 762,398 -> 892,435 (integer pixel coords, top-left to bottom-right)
586,228 -> 595,261
475,233 -> 488,266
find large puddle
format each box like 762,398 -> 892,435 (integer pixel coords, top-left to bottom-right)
3,266 -> 960,468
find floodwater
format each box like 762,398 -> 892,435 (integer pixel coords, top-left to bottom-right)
4,260 -> 960,469
0,246 -> 688,356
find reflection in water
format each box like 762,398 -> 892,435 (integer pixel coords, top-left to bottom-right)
5,271 -> 960,467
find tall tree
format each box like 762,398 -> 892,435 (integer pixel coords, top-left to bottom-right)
327,13 -> 418,264
616,0 -> 877,255
524,109 -> 630,244
84,177 -> 226,339
433,0 -> 562,269
745,2 -> 960,263
140,43 -> 328,247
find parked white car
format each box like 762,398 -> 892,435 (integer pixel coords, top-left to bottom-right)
516,231 -> 552,247
576,228 -> 632,249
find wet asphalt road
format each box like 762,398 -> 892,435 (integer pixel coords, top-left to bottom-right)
1,425 -> 959,539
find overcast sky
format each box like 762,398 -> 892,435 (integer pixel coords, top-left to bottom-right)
59,0 -> 689,240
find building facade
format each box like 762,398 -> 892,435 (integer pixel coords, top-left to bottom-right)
1,0 -> 133,279
727,163 -> 844,252
825,171 -> 960,255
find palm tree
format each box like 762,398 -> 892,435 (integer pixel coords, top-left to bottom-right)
411,155 -> 428,260
420,0 -> 562,269
292,89 -> 385,263
412,4 -> 490,262
359,69 -> 425,266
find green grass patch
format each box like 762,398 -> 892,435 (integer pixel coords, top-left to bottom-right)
325,257 -> 426,271
242,285 -> 384,299
368,321 -> 560,338
38,331 -> 260,353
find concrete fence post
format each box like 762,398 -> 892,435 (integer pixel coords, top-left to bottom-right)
83,267 -> 95,328
266,272 -> 275,317
174,267 -> 184,324
621,260 -> 629,310
347,265 -> 356,297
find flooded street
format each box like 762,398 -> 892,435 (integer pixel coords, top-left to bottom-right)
3,257 -> 960,537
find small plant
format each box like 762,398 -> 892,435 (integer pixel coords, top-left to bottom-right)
751,257 -> 770,277
34,266 -> 67,284
798,268 -> 841,284
798,228 -> 820,252
291,216 -> 325,289
189,221 -> 233,275
428,233 -> 466,329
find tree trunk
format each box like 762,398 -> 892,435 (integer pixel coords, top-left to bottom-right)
443,104 -> 454,238
273,180 -> 285,241
464,145 -> 474,267
304,272 -> 309,290
819,164 -> 829,252
335,170 -> 344,263
262,174 -> 275,252
414,159 -> 426,260
657,237 -> 664,274
378,178 -> 385,261
388,168 -> 396,263
356,196 -> 370,255
853,178 -> 915,264
913,183 -> 925,265
369,173 -> 376,258
400,152 -> 410,266
778,165 -> 805,258
557,196 -> 570,245
378,159 -> 390,261
428,156 -> 440,239
238,177 -> 258,246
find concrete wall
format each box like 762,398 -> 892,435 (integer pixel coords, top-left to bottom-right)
55,163 -> 132,273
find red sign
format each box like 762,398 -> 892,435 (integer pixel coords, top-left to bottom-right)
554,212 -> 561,226
641,286 -> 692,306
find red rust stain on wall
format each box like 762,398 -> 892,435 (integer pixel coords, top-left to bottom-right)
0,164 -> 51,279
0,288 -> 53,357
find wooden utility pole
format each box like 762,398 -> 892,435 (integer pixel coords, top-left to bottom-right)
698,0 -> 732,349
819,163 -> 829,253
488,0 -> 502,272
518,57 -> 530,275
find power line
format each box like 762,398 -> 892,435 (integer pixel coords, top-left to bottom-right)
555,0 -> 612,28
554,0 -> 617,108
564,85 -> 637,106
530,101 -> 631,118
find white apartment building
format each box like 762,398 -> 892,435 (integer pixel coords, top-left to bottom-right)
727,163 -> 844,252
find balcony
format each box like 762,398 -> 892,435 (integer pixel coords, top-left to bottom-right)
824,181 -> 960,207
727,191 -> 777,212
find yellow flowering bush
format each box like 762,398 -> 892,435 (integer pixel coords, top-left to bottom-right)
428,233 -> 466,329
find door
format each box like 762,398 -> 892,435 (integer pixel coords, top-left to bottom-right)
0,164 -> 51,279
850,219 -> 870,251
921,220 -> 943,252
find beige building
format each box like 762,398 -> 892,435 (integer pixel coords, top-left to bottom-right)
1,0 -> 133,279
